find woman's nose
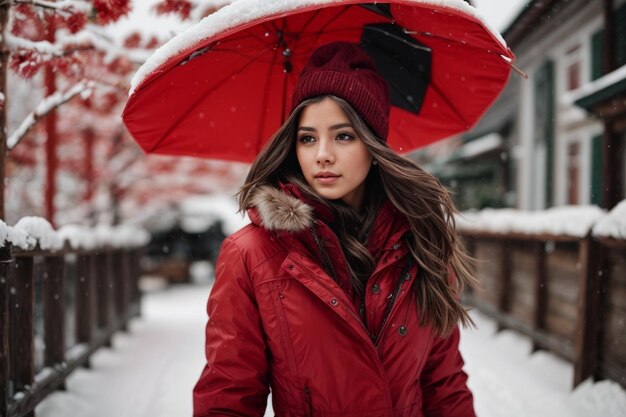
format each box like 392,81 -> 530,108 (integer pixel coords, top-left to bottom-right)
316,139 -> 335,164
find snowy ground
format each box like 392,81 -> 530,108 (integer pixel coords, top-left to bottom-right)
36,279 -> 626,417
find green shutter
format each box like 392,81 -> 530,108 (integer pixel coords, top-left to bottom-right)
591,134 -> 603,206
591,29 -> 604,80
534,60 -> 555,208
617,3 -> 626,66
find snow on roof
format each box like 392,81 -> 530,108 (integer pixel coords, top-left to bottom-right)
178,194 -> 249,235
456,205 -> 607,238
129,0 -> 508,95
0,217 -> 150,251
593,200 -> 626,239
562,64 -> 626,106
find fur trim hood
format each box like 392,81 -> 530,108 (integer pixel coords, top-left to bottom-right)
248,185 -> 314,233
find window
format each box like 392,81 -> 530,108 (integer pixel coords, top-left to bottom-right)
591,2 -> 626,80
567,142 -> 581,204
590,135 -> 603,205
564,45 -> 582,91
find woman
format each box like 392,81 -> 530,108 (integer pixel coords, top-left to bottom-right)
193,41 -> 477,417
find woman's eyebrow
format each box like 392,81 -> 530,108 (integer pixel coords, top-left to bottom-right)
298,123 -> 352,132
330,123 -> 352,130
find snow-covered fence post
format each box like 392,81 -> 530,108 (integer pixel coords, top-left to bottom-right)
95,252 -> 111,341
573,235 -> 604,386
42,255 -> 65,372
75,254 -> 95,350
10,256 -> 35,414
0,245 -> 11,416
531,240 -> 548,353
129,248 -> 142,315
495,239 -> 512,332
112,250 -> 126,330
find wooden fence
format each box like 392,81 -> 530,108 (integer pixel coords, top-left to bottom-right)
461,231 -> 626,388
0,244 -> 143,417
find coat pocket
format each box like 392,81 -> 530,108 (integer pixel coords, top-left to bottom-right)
269,280 -> 300,378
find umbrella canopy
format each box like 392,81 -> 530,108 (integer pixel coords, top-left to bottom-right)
122,0 -> 515,162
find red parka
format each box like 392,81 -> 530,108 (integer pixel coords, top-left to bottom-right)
193,184 -> 475,417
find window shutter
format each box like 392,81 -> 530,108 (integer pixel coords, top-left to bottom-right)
591,29 -> 604,80
617,2 -> 626,66
590,134 -> 603,206
534,60 -> 555,207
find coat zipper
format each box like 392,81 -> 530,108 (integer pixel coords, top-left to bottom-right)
304,386 -> 313,417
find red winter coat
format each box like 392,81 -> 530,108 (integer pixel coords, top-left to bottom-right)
193,184 -> 475,417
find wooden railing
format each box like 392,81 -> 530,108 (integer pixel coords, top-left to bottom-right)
461,231 -> 626,388
0,244 -> 143,417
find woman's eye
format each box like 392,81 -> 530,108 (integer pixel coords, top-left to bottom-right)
298,135 -> 315,143
336,133 -> 354,141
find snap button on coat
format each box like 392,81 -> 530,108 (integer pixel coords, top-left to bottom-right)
371,284 -> 381,294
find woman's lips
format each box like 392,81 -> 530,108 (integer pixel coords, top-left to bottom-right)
314,173 -> 340,184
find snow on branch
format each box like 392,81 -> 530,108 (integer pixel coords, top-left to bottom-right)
7,33 -> 66,57
13,0 -> 92,14
7,80 -> 95,150
7,29 -> 151,69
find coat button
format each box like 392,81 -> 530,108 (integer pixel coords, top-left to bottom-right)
371,284 -> 381,294
404,272 -> 411,281
392,243 -> 400,250
398,326 -> 408,336
287,264 -> 294,270
330,298 -> 338,306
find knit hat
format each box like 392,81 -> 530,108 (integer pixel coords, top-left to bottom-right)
291,42 -> 390,141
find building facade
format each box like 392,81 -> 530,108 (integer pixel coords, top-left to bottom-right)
427,0 -> 626,211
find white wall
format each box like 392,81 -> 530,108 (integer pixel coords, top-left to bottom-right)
513,0 -> 605,209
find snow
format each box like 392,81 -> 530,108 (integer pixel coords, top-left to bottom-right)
33,281 -> 626,417
13,217 -> 63,251
456,205 -> 607,237
593,200 -> 626,239
563,64 -> 626,106
457,133 -> 502,159
8,80 -> 95,150
0,217 -> 150,251
129,0 -> 509,95
178,194 -> 249,235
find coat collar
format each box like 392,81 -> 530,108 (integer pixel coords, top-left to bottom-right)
248,184 -> 314,233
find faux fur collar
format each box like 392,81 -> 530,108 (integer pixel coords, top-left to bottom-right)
249,185 -> 314,232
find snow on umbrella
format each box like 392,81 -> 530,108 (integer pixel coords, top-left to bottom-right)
122,0 -> 515,162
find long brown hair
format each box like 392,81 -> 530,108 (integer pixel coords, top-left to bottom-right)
238,95 -> 476,336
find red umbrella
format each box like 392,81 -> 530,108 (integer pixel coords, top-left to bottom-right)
122,0 -> 515,163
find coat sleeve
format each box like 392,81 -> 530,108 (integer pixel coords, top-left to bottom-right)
193,237 -> 270,417
420,326 -> 476,417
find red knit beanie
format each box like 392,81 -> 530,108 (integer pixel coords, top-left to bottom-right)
291,42 -> 390,141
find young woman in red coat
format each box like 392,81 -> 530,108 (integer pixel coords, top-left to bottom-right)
193,41 -> 477,417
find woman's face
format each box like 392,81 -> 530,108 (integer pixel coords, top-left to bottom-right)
296,97 -> 373,210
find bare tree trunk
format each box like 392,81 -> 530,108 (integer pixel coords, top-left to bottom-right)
44,15 -> 58,225
0,2 -> 9,220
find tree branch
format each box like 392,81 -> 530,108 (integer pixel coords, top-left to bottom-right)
13,0 -> 91,14
7,30 -> 152,64
7,80 -> 95,150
